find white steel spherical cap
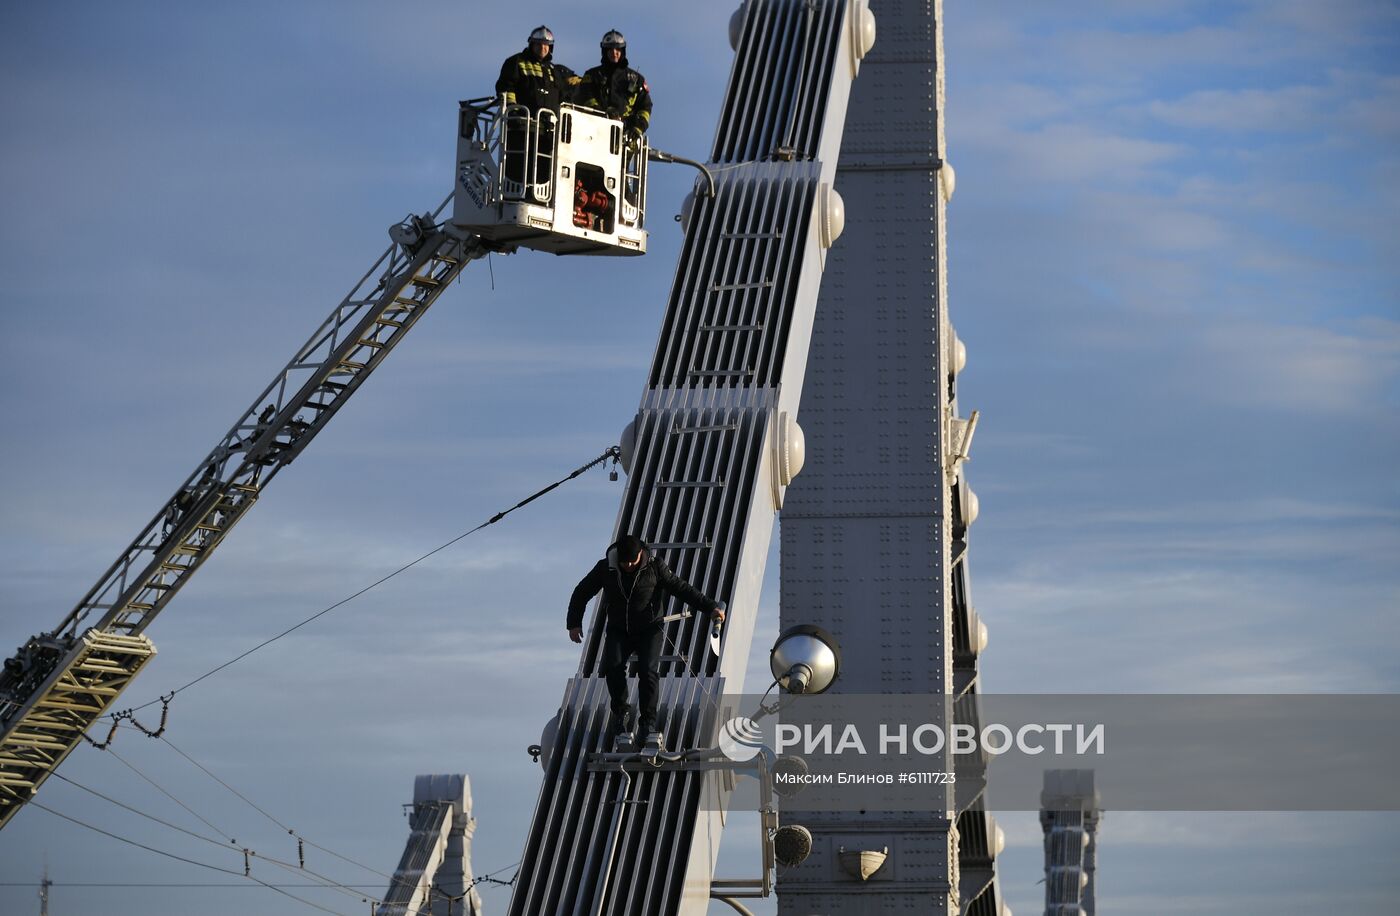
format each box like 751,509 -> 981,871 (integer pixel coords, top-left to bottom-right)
780,413 -> 805,485
959,483 -> 979,527
729,4 -> 746,51
618,417 -> 638,475
819,186 -> 845,248
855,3 -> 877,58
941,161 -> 957,202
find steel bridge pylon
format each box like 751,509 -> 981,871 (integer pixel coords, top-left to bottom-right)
1041,769 -> 1102,916
778,0 -> 1004,911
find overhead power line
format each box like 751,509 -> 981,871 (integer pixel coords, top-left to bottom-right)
31,800 -> 246,878
159,734 -> 406,884
32,801 -> 357,916
71,744 -> 389,908
51,771 -> 230,852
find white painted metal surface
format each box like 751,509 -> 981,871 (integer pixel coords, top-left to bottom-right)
377,774 -> 483,916
453,101 -> 648,256
508,2 -> 867,913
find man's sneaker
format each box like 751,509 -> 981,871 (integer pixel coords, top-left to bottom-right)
641,731 -> 665,753
610,708 -> 637,752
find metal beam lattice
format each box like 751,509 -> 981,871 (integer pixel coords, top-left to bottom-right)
0,197 -> 484,831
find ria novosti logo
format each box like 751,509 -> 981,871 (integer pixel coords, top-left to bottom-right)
718,716 -> 766,762
718,715 -> 1106,762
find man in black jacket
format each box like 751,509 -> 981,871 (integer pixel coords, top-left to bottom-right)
578,30 -> 652,137
495,26 -> 579,190
568,535 -> 724,749
496,25 -> 579,115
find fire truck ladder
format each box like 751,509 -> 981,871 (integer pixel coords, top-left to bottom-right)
0,197 -> 483,830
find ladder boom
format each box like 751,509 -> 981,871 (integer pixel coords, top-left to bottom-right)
0,195 -> 483,830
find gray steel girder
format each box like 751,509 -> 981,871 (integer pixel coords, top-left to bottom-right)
779,0 -> 1003,913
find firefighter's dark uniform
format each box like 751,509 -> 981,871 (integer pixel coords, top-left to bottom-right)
579,54 -> 652,136
495,48 -> 579,187
496,48 -> 578,114
578,51 -> 651,219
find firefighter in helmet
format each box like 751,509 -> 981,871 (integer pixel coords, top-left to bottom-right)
579,30 -> 652,137
496,25 -> 579,114
496,26 -> 580,189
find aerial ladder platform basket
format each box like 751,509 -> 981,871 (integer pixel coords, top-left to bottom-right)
454,97 -> 649,257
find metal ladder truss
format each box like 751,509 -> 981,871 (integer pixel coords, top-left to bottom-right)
0,195 -> 484,830
0,632 -> 155,823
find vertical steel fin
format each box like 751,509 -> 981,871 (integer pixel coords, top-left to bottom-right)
509,2 -> 865,912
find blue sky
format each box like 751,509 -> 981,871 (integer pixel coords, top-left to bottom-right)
1,2 -> 1397,914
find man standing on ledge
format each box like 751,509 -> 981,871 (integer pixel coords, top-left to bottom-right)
568,535 -> 724,752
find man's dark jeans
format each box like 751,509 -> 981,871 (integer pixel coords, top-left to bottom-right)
601,625 -> 664,733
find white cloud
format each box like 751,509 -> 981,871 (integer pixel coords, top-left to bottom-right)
954,81 -> 1075,128
1248,0 -> 1400,49
1195,318 -> 1400,413
1086,189 -> 1232,251
1147,84 -> 1332,132
977,530 -> 1400,694
1338,73 -> 1400,140
957,118 -> 1183,187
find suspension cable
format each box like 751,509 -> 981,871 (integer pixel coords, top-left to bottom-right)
114,446 -> 621,720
